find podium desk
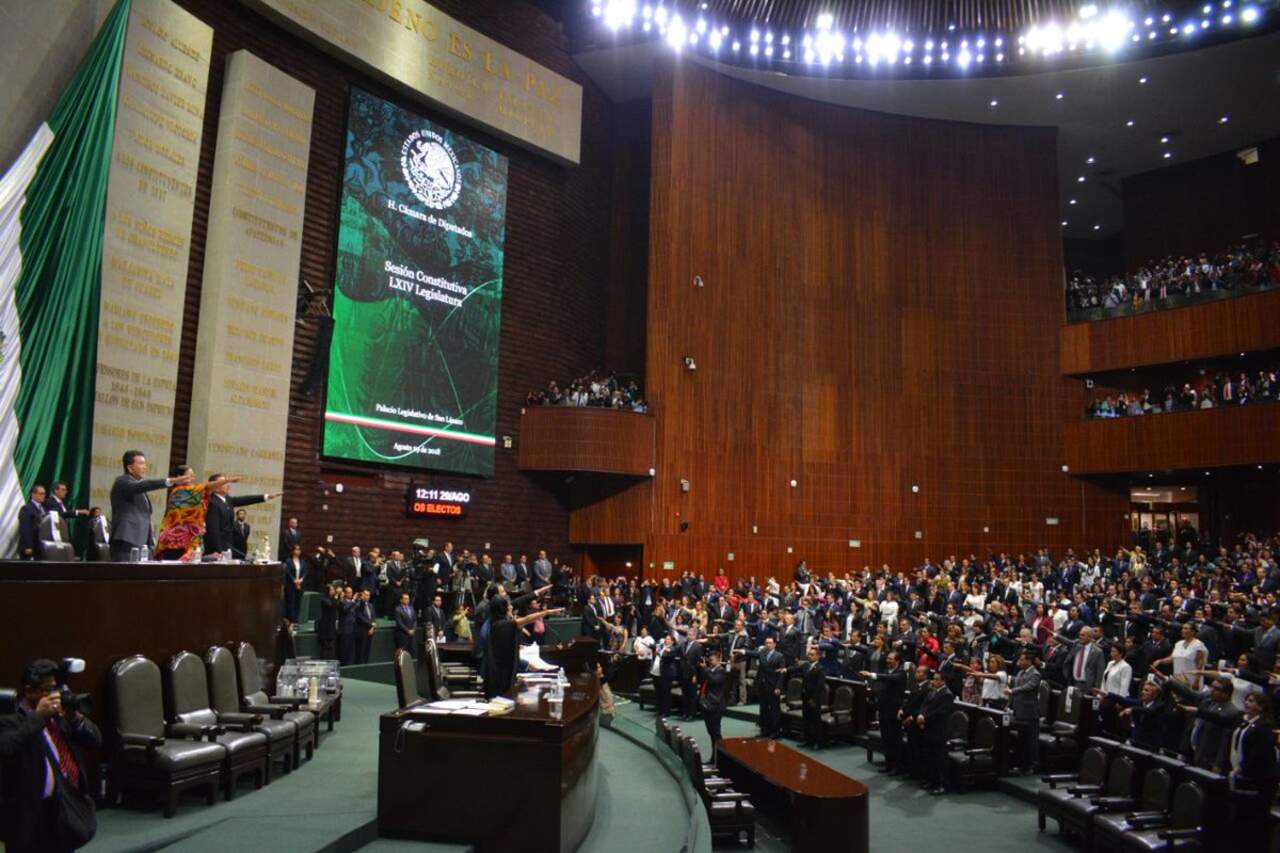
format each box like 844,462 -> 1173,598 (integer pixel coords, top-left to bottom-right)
716,737 -> 869,853
377,673 -> 600,852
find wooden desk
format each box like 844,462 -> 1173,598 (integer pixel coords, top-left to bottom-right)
716,737 -> 868,853
377,672 -> 600,852
0,560 -> 280,717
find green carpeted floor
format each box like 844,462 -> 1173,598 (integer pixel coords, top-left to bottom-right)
613,701 -> 1079,853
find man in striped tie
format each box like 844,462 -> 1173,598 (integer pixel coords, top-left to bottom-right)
0,658 -> 101,852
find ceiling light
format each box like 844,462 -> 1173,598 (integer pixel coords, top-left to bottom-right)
1139,76 -> 1148,83
1061,220 -> 1068,226
1241,6 -> 1260,24
732,40 -> 740,51
816,12 -> 834,30
1055,92 -> 1065,99
989,99 -> 999,107
1218,115 -> 1229,123
1069,198 -> 1077,204
1160,135 -> 1170,143
1086,156 -> 1096,164
1093,224 -> 1101,231
1126,119 -> 1135,127
1163,151 -> 1173,159
781,34 -> 790,45
665,15 -> 687,50
1077,175 -> 1086,182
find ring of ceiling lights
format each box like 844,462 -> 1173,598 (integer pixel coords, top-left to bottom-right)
588,1 -> 1279,78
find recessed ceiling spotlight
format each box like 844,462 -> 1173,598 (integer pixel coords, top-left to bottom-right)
1218,115 -> 1230,124
1241,6 -> 1260,24
1069,198 -> 1077,205
1160,135 -> 1170,143
1126,119 -> 1136,127
1055,92 -> 1065,100
989,98 -> 999,107
1061,220 -> 1068,226
1138,76 -> 1148,83
1163,151 -> 1173,159
1086,156 -> 1096,164
1077,175 -> 1086,182
1093,224 -> 1101,231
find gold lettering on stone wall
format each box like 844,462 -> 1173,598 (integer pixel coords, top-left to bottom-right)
186,50 -> 315,543
90,0 -> 212,533
239,0 -> 582,164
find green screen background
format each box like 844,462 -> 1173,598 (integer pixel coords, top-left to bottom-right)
323,89 -> 508,476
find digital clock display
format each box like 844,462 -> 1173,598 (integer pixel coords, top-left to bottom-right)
405,485 -> 471,519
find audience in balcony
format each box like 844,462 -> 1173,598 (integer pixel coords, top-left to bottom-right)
526,369 -> 647,412
1086,363 -> 1278,418
1066,240 -> 1280,315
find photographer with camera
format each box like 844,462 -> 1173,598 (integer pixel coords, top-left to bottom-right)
0,659 -> 101,852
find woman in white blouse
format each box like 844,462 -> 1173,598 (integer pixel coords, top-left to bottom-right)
963,582 -> 987,614
1099,643 -> 1132,697
1154,622 -> 1207,690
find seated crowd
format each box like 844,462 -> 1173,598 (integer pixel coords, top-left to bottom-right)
1065,240 -> 1280,315
525,368 -> 647,411
1086,363 -> 1279,417
562,531 -> 1279,839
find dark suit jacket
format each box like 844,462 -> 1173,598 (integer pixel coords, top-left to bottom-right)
88,516 -> 111,561
279,525 -> 302,560
0,707 -> 101,850
801,661 -> 826,706
423,605 -> 446,637
920,686 -> 956,737
680,640 -> 705,680
203,492 -> 266,556
394,604 -> 417,640
232,519 -> 251,559
283,558 -> 306,586
16,501 -> 44,558
870,667 -> 907,716
109,473 -> 168,549
700,664 -> 730,713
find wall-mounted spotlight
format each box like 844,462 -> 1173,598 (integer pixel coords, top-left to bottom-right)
693,274 -> 705,288
679,478 -> 690,492
683,356 -> 697,370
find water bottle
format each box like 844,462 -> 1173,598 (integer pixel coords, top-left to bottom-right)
140,544 -> 150,562
190,545 -> 202,563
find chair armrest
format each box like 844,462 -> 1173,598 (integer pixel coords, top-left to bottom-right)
1124,812 -> 1168,829
244,702 -> 288,720
1066,784 -> 1103,796
267,695 -> 306,707
167,722 -> 216,741
216,711 -> 265,728
964,748 -> 994,757
1091,797 -> 1135,810
120,733 -> 163,756
1157,828 -> 1201,841
1041,773 -> 1077,787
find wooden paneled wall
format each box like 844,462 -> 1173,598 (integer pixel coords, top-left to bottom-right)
1122,136 -> 1280,271
161,0 -> 620,563
1061,289 -> 1280,375
628,59 -> 1128,580
518,408 -> 655,475
1064,406 -> 1280,474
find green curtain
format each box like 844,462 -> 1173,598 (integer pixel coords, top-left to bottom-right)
13,0 -> 131,506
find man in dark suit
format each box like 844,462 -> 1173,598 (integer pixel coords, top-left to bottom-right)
42,482 -> 88,535
345,546 -> 372,592
799,644 -> 827,748
580,593 -> 602,642
422,593 -> 447,640
393,591 -> 417,653
680,627 -> 706,719
1066,627 -> 1104,692
863,652 -> 907,773
232,509 -> 251,560
316,584 -> 339,660
354,589 -> 376,664
16,485 -> 46,560
917,669 -> 955,794
699,649 -> 730,748
1009,651 -> 1043,773
656,635 -> 680,718
203,475 -> 278,559
753,636 -> 787,738
0,658 -> 101,853
110,450 -> 190,561
278,517 -> 302,561
337,588 -> 358,666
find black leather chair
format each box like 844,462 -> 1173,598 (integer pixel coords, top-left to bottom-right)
682,737 -> 755,847
1040,688 -> 1090,770
819,685 -> 855,745
109,655 -> 225,817
205,645 -> 297,777
1092,767 -> 1175,852
1115,781 -> 1205,852
1038,745 -> 1108,834
1054,753 -> 1138,846
233,642 -> 317,762
948,715 -> 999,792
420,638 -> 481,700
394,650 -> 424,709
164,651 -> 268,800
782,677 -> 821,739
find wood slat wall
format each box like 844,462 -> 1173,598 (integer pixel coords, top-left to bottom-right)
1064,406 -> 1280,474
633,59 -> 1128,580
165,0 -> 620,561
517,408 -> 655,475
1061,289 -> 1280,375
